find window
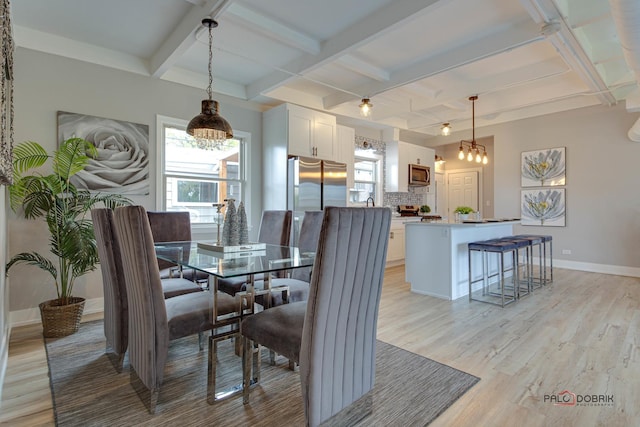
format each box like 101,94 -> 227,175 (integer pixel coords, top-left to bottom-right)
158,117 -> 246,225
351,151 -> 382,206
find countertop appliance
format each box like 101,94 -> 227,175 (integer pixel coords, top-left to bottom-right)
287,156 -> 347,244
397,205 -> 420,216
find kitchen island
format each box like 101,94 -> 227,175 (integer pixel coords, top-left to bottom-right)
405,220 -> 520,300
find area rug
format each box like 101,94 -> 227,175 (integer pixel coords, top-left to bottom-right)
44,320 -> 479,426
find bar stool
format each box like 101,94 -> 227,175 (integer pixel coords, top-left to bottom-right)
468,239 -> 520,307
514,234 -> 553,285
495,236 -> 533,298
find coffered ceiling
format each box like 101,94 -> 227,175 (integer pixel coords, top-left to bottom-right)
12,0 -> 639,139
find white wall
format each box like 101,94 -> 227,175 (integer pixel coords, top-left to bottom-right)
7,47 -> 264,317
493,103 -> 640,271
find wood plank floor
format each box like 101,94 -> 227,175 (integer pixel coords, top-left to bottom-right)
1,267 -> 638,426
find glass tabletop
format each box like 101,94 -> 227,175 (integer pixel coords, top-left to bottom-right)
154,241 -> 315,279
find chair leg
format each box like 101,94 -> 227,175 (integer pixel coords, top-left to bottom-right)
199,331 -> 204,351
129,368 -> 160,414
269,349 -> 276,365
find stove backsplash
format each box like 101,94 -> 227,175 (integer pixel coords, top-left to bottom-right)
383,190 -> 425,210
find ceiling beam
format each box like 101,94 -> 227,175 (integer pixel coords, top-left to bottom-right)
149,0 -> 232,78
322,20 -> 545,109
14,25 -> 150,76
224,3 -> 320,55
336,55 -> 390,82
245,0 -> 447,100
519,0 -> 617,105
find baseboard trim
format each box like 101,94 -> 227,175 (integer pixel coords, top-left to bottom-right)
10,297 -> 104,328
551,259 -> 640,278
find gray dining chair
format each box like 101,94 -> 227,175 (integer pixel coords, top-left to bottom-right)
92,208 -> 204,373
251,210 -> 324,306
112,205 -> 238,413
218,210 -> 292,296
241,207 -> 391,426
147,210 -> 208,283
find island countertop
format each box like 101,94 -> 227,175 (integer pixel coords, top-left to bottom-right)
404,219 -> 520,227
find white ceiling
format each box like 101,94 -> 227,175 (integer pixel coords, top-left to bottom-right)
11,0 -> 639,140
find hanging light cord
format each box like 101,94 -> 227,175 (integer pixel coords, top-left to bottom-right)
206,21 -> 213,101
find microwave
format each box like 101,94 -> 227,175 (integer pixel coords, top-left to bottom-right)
408,163 -> 430,186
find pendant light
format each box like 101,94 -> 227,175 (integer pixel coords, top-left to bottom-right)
359,98 -> 373,117
441,123 -> 451,136
457,95 -> 488,164
187,18 -> 233,150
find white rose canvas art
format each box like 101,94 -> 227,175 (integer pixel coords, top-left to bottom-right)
57,111 -> 150,195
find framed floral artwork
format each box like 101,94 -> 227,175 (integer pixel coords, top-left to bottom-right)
57,111 -> 149,195
521,147 -> 565,187
521,188 -> 565,226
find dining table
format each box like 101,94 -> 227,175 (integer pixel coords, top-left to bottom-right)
153,240 -> 315,404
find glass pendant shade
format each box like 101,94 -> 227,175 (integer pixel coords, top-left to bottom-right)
359,98 -> 372,117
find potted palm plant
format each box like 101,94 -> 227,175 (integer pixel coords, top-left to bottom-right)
5,138 -> 131,337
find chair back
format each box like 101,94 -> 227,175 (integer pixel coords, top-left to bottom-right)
147,211 -> 192,270
91,208 -> 128,362
113,206 -> 169,391
300,207 -> 391,426
258,210 -> 292,246
291,211 -> 324,282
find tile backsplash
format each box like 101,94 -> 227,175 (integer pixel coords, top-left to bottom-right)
383,190 -> 425,209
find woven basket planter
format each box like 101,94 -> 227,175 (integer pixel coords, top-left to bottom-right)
39,297 -> 86,338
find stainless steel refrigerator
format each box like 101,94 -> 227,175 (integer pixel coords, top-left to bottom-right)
287,156 -> 347,245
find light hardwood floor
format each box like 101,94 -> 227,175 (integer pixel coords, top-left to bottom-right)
1,267 -> 638,426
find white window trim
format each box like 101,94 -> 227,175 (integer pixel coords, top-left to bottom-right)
155,114 -> 250,232
353,151 -> 383,206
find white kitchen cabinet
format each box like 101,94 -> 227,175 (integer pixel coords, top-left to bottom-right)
386,221 -> 406,265
337,125 -> 355,192
385,140 -> 435,193
263,103 -> 338,210
285,104 -> 337,160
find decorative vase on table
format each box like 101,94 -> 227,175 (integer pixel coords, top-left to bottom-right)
222,199 -> 239,246
237,201 -> 249,244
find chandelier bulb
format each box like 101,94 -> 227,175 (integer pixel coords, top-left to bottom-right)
467,149 -> 473,162
458,146 -> 465,160
441,123 -> 451,136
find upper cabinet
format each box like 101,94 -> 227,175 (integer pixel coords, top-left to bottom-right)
280,103 -> 337,161
263,103 -> 339,210
385,137 -> 435,193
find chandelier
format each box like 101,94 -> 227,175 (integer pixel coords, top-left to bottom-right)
186,18 -> 233,150
457,95 -> 488,165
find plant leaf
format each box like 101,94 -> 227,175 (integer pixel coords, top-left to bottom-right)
5,252 -> 57,280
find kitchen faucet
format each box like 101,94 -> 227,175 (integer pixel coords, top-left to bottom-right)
366,196 -> 375,207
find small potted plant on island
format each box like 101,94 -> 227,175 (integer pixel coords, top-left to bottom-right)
419,205 -> 431,216
454,206 -> 475,221
5,138 -> 131,337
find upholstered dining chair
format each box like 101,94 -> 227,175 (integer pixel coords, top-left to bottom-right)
112,205 -> 239,413
241,207 -> 391,426
92,208 -> 204,373
147,210 -> 208,283
252,210 -> 324,306
218,210 -> 292,296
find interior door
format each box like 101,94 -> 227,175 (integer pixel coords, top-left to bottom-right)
447,170 -> 478,216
